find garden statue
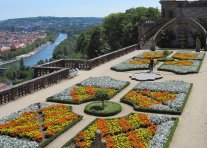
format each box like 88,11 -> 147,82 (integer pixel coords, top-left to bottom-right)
196,37 -> 201,52
149,58 -> 154,72
90,130 -> 107,148
139,38 -> 144,49
150,38 -> 156,51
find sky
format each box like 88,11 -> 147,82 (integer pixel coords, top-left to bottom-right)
0,0 -> 161,20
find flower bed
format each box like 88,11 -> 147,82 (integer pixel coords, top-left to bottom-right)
62,113 -> 179,148
47,76 -> 130,104
121,80 -> 192,115
158,60 -> 202,74
135,51 -> 172,59
111,51 -> 172,72
158,51 -> 205,74
172,51 -> 205,60
0,103 -> 82,148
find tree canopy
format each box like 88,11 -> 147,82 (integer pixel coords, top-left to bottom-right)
53,7 -> 161,60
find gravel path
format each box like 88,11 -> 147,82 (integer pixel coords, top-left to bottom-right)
0,50 -> 206,148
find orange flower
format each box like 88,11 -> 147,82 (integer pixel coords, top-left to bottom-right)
173,53 -> 198,60
118,117 -> 133,132
148,125 -> 157,135
103,135 -> 115,148
127,130 -> 141,148
96,119 -> 109,135
165,60 -> 194,66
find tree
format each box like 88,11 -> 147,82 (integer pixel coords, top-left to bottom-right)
76,33 -> 89,52
87,27 -> 111,58
52,7 -> 161,60
95,91 -> 109,109
36,60 -> 45,65
5,64 -> 18,81
20,59 -> 25,71
147,7 -> 161,20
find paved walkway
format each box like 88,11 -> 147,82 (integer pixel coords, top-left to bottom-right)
0,50 -> 207,148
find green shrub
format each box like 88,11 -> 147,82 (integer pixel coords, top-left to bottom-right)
84,101 -> 122,117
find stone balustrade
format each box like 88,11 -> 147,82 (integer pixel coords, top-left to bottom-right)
0,69 -> 69,105
0,44 -> 139,105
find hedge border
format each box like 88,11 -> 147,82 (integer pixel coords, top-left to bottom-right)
163,117 -> 179,148
84,101 -> 122,117
61,113 -> 179,148
120,83 -> 193,115
47,82 -> 130,104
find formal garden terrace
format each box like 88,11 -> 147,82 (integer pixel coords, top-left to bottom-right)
0,49 -> 207,148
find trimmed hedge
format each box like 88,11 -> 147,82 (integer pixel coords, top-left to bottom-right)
164,118 -> 179,148
84,101 -> 122,117
121,84 -> 193,115
47,82 -> 130,104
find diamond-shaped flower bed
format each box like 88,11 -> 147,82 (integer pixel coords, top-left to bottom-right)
47,76 -> 130,104
111,51 -> 172,72
62,113 -> 178,148
172,51 -> 205,60
158,51 -> 205,74
121,80 -> 192,115
0,103 -> 82,148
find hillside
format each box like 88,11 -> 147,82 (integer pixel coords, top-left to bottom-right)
0,17 -> 103,32
53,7 -> 161,60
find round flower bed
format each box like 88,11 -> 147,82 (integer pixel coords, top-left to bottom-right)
84,101 -> 122,117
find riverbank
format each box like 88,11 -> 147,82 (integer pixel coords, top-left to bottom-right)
0,42 -> 51,67
16,42 -> 50,60
0,33 -> 67,68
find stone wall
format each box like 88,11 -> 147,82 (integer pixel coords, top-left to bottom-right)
181,7 -> 207,19
161,1 -> 207,19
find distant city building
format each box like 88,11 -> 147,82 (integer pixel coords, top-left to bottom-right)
0,30 -> 46,53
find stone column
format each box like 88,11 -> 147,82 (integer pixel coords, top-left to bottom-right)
138,23 -> 144,49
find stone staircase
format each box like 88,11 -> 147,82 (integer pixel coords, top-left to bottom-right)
178,29 -> 187,49
142,37 -> 152,49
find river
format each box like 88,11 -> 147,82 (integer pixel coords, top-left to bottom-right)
0,33 -> 67,68
23,33 -> 67,67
